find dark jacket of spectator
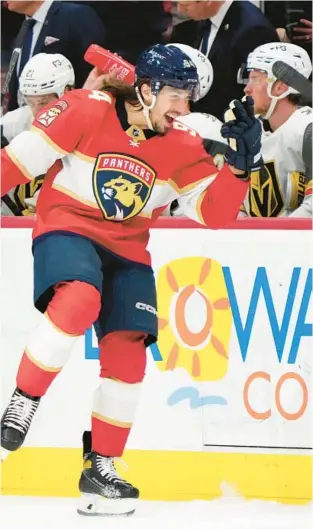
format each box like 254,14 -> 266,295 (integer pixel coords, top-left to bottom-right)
264,1 -> 312,60
8,0 -> 105,111
172,1 -> 279,120
1,2 -> 23,66
77,1 -> 171,64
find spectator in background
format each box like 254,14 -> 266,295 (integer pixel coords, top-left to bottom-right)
1,1 -> 23,68
162,1 -> 189,33
293,18 -> 312,44
111,0 -> 171,62
171,1 -> 279,120
4,0 -> 105,111
77,1 -> 171,64
1,1 -> 23,114
271,1 -> 312,60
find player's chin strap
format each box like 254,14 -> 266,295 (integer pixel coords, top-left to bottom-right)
264,79 -> 293,120
135,86 -> 156,131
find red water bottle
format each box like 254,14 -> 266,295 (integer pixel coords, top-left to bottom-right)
84,45 -> 135,85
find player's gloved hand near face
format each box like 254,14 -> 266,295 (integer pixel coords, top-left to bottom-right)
221,96 -> 263,177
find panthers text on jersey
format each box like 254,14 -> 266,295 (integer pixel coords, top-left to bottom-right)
1,89 -> 249,265
242,106 -> 312,217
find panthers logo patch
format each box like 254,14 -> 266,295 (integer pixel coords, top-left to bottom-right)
93,153 -> 156,221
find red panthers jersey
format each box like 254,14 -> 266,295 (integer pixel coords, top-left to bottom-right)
2,89 -> 248,264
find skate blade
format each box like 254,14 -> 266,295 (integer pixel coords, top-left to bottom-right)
77,493 -> 137,517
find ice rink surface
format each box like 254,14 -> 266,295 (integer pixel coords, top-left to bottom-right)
0,496 -> 312,529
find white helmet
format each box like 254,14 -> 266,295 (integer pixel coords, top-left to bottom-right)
19,53 -> 75,97
238,42 -> 312,119
166,43 -> 214,100
177,112 -> 227,167
178,112 -> 226,142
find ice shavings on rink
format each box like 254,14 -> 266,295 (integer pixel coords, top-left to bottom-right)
0,495 -> 311,529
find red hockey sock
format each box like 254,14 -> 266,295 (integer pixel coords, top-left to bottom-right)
16,350 -> 60,397
92,331 -> 146,457
92,415 -> 132,457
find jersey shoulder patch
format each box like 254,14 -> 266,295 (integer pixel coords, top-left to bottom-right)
35,99 -> 70,128
34,88 -> 113,130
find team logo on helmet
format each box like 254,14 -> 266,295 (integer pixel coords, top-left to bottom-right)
93,153 -> 156,221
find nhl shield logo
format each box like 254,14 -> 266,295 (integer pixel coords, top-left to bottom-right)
93,153 -> 156,221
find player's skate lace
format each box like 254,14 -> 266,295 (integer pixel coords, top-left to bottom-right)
96,455 -> 132,486
3,393 -> 39,434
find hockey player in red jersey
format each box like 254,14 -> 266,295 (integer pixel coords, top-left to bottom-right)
1,44 -> 262,516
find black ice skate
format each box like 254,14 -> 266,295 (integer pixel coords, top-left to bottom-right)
1,388 -> 40,451
77,451 -> 139,516
82,430 -> 92,460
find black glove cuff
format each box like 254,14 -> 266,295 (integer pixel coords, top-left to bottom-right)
233,170 -> 250,181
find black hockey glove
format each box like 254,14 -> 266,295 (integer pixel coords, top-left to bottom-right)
221,96 -> 263,175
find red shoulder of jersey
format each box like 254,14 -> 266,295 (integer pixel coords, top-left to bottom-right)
160,118 -> 218,191
166,118 -> 214,169
31,89 -> 114,153
167,119 -> 209,159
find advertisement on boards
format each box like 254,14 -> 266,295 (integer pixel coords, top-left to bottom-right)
85,228 -> 312,450
1,226 -> 312,452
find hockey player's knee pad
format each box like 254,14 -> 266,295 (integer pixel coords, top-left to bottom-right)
47,280 -> 101,335
99,330 -> 147,383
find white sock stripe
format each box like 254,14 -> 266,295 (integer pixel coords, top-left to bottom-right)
93,378 -> 142,425
26,314 -> 79,369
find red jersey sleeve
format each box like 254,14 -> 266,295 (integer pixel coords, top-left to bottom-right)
176,160 -> 249,228
1,89 -> 112,196
168,123 -> 249,228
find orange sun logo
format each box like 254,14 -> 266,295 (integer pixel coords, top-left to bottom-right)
156,257 -> 232,381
